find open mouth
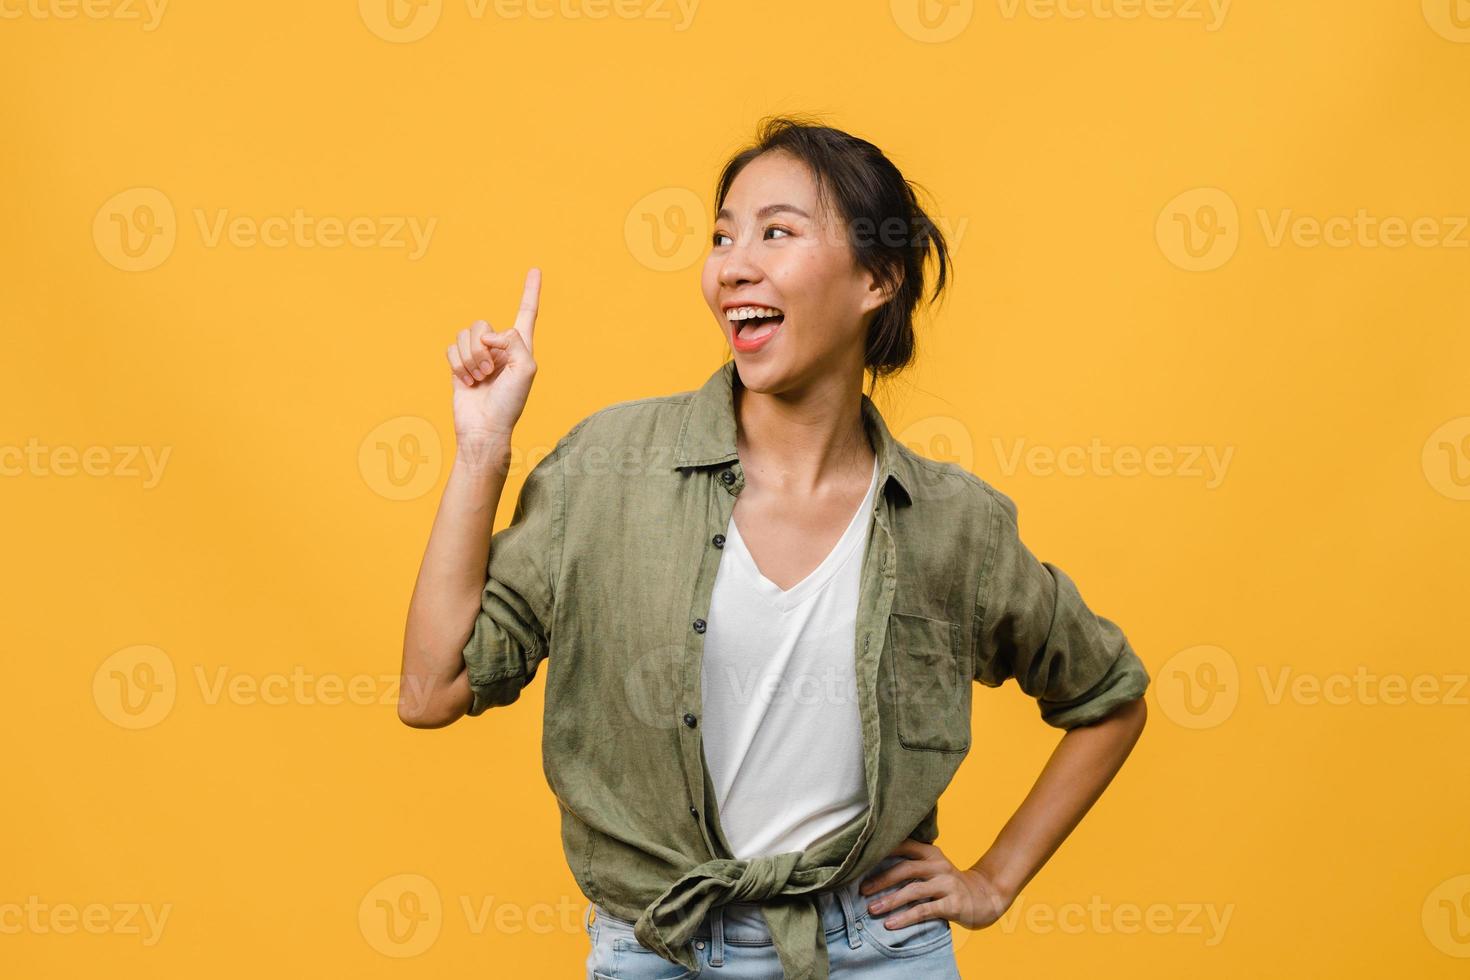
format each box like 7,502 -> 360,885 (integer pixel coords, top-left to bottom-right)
726,306 -> 785,342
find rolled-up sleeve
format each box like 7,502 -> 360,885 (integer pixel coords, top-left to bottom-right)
973,485 -> 1150,729
461,438 -> 568,716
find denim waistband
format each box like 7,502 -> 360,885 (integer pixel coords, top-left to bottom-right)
591,852 -> 909,947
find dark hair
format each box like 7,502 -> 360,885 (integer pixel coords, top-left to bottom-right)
712,114 -> 953,388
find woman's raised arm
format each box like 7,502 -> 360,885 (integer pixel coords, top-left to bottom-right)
398,269 -> 542,728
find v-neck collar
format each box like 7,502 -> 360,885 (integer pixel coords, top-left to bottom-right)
670,359 -> 916,509
724,456 -> 879,612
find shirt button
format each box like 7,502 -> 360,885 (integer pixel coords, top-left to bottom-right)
712,534 -> 725,549
690,805 -> 699,818
693,618 -> 706,633
683,712 -> 698,727
721,471 -> 735,485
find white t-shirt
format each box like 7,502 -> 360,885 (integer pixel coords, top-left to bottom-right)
699,456 -> 880,859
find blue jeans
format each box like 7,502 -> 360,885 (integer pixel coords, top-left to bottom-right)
583,853 -> 962,978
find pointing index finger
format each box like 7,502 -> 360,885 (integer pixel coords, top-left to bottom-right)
514,267 -> 542,351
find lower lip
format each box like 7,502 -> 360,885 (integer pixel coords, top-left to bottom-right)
730,317 -> 783,353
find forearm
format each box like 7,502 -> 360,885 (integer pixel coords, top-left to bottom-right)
971,696 -> 1147,903
398,437 -> 513,726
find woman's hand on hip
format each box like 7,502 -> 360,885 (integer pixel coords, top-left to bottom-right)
857,838 -> 1012,932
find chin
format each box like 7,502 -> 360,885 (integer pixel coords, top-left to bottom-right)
728,357 -> 791,395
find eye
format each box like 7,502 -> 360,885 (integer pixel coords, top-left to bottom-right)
711,225 -> 793,247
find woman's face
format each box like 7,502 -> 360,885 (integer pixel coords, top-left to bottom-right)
701,151 -> 889,392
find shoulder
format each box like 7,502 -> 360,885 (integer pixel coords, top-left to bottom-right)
892,437 -> 1015,524
545,384 -> 703,484
559,388 -> 694,447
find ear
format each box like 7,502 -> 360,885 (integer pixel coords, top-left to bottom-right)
859,272 -> 899,317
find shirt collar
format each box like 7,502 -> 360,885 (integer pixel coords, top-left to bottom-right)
671,359 -> 915,507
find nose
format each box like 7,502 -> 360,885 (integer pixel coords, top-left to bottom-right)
716,236 -> 764,289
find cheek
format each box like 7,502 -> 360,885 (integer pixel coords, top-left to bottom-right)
776,247 -> 838,299
700,260 -> 719,306
773,251 -> 845,322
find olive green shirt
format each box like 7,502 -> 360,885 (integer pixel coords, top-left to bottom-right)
461,359 -> 1150,979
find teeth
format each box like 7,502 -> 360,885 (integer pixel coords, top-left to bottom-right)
725,305 -> 783,321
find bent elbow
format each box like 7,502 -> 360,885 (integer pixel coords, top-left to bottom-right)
396,668 -> 471,729
397,701 -> 450,729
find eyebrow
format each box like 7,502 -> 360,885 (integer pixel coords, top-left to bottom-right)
714,203 -> 812,223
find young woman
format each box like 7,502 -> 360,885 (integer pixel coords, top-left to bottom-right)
400,117 -> 1150,980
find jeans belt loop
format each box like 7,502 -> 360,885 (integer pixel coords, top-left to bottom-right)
836,884 -> 864,949
709,904 -> 725,966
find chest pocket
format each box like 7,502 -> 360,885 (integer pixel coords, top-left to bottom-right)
886,612 -> 971,753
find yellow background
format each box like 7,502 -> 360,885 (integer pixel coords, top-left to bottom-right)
4,0 -> 1469,976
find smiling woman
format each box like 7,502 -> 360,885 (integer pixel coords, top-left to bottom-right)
702,116 -> 951,393
400,113 -> 1149,980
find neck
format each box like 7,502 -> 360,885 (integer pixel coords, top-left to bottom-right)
732,369 -> 875,497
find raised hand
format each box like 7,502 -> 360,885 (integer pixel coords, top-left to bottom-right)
446,268 -> 542,450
